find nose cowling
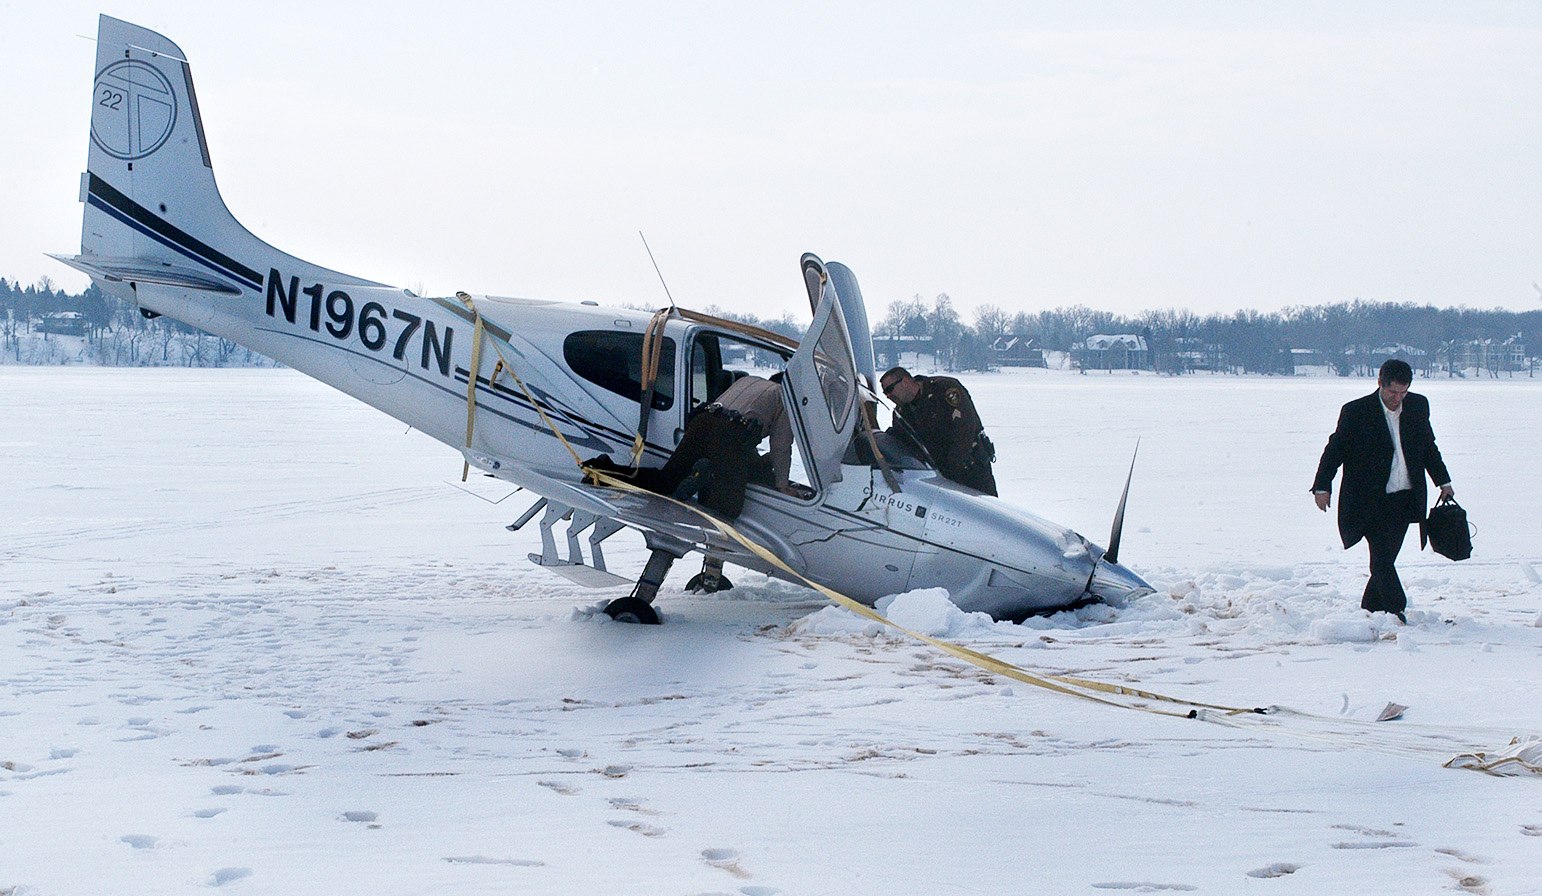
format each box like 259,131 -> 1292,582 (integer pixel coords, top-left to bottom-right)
1087,558 -> 1154,605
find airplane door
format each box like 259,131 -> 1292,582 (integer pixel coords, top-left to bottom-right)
825,261 -> 877,392
784,260 -> 860,491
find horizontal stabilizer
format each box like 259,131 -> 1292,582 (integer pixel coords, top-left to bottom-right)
49,254 -> 243,295
526,555 -> 631,589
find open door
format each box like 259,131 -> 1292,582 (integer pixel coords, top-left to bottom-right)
825,261 -> 877,392
801,254 -> 876,392
785,258 -> 860,490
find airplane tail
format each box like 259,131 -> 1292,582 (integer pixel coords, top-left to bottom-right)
55,15 -> 377,308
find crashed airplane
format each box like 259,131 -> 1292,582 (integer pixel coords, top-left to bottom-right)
56,15 -> 1153,624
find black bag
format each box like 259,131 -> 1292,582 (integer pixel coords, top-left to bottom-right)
1426,496 -> 1473,561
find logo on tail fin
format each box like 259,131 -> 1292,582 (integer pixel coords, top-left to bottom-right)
91,60 -> 177,161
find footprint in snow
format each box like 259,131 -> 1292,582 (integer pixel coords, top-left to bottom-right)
443,856 -> 544,867
1446,871 -> 1491,894
192,808 -> 227,819
209,868 -> 251,887
702,848 -> 751,879
608,820 -> 665,838
120,834 -> 158,850
1246,863 -> 1301,878
537,780 -> 580,796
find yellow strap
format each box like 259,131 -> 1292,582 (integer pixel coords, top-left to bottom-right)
457,291 -> 485,482
457,291 -> 586,476
582,467 -> 1258,720
631,307 -> 674,469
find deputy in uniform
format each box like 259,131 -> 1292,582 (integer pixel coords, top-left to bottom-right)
880,366 -> 997,496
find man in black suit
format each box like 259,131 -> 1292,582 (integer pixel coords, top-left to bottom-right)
1311,359 -> 1454,621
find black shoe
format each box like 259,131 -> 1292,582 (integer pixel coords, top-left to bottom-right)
673,459 -> 712,501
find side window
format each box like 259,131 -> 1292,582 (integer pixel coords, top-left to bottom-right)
563,331 -> 675,410
689,334 -> 724,411
812,311 -> 855,430
689,331 -> 792,409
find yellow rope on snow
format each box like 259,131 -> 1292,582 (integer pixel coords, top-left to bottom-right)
582,467 -> 1259,720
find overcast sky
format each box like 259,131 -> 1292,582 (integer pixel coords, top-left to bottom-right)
4,1 -> 1540,321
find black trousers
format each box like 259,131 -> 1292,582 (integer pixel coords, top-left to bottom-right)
633,409 -> 763,519
1361,490 -> 1417,615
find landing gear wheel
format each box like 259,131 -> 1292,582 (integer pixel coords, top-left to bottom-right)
685,572 -> 734,593
685,556 -> 732,594
603,596 -> 661,625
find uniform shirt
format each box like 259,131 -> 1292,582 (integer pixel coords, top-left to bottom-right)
716,376 -> 793,490
893,375 -> 986,480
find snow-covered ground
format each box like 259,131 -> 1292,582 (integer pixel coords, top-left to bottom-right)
3,366 -> 1540,895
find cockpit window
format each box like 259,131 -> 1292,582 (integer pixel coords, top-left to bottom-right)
688,331 -> 791,411
845,429 -> 933,470
563,330 -> 675,410
811,307 -> 855,431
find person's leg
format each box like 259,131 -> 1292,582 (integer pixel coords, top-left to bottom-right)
697,421 -> 756,518
1362,503 -> 1410,616
638,412 -> 718,495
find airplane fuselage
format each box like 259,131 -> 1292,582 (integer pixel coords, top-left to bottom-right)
61,15 -> 1153,621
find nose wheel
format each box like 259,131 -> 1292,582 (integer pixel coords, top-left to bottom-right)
603,536 -> 684,625
603,595 -> 661,625
685,555 -> 733,593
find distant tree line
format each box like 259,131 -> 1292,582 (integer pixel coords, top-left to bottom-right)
869,293 -> 1542,374
1,276 -> 276,367
6,274 -> 1539,373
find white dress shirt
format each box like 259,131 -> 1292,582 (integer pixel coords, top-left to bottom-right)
1383,401 -> 1412,493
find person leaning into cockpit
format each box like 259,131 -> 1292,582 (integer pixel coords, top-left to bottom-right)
645,372 -> 797,518
880,366 -> 997,496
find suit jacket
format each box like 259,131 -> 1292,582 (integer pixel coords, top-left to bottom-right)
1312,390 -> 1451,549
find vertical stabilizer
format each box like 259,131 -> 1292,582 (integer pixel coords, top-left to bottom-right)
74,15 -> 373,297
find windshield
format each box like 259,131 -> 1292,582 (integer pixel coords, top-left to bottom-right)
844,429 -> 933,471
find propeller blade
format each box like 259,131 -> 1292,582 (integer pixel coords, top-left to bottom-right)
1104,439 -> 1140,566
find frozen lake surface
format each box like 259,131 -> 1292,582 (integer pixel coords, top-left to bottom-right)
3,366 -> 1540,895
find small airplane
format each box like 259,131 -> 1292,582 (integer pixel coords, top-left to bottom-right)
56,15 -> 1153,624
